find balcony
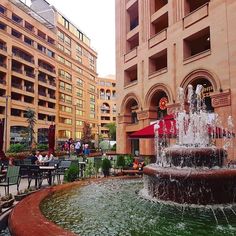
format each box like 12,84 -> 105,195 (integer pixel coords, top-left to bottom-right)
12,50 -> 34,64
38,63 -> 56,74
149,28 -> 167,48
12,67 -> 23,74
12,83 -> 23,90
183,3 -> 209,29
25,71 -> 35,79
39,91 -> 46,97
124,47 -> 137,62
38,76 -> 47,83
25,86 -> 34,93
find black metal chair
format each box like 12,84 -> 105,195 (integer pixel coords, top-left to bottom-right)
56,160 -> 71,183
27,165 -> 44,189
0,166 -> 21,195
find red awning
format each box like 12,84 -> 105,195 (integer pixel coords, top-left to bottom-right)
129,114 -> 233,139
129,115 -> 176,139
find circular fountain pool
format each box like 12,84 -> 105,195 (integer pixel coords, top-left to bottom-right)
41,178 -> 236,236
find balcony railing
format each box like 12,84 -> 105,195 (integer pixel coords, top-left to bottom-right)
38,64 -> 56,73
12,83 -> 22,89
12,51 -> 34,64
39,91 -> 46,96
12,67 -> 23,74
25,71 -> 35,78
38,77 -> 47,83
25,87 -> 34,93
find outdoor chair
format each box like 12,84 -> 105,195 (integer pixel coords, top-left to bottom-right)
27,165 -> 44,189
0,166 -> 21,195
57,160 -> 71,183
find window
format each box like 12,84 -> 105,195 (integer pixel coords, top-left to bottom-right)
24,36 -> 33,46
47,49 -> 55,58
185,0 -> 210,15
58,31 -> 64,41
90,113 -> 95,119
76,99 -> 83,108
25,21 -> 34,32
0,22 -> 6,31
76,66 -> 83,74
58,55 -> 65,63
76,44 -> 82,55
60,105 -> 72,113
38,30 -> 46,40
64,35 -> 71,46
89,84 -> 96,93
0,5 -> 6,14
89,74 -> 95,81
127,1 -> 139,31
65,83 -> 72,92
58,44 -> 64,51
64,48 -> 71,55
77,78 -> 84,87
12,29 -> 22,39
149,49 -> 167,75
37,44 -> 46,53
90,94 -> 95,103
76,109 -> 84,116
124,64 -> 138,86
89,54 -> 95,64
150,12 -> 168,37
76,55 -> 82,63
48,37 -> 55,45
77,88 -> 83,97
76,120 -> 84,126
90,103 -> 95,112
12,14 -> 22,24
183,27 -> 210,59
65,60 -> 72,68
65,71 -> 72,81
59,69 -> 65,78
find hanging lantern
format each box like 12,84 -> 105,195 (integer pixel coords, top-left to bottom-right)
159,97 -> 168,110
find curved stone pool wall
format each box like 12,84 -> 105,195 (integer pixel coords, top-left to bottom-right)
9,182 -> 79,236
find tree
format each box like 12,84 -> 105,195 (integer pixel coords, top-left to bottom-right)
81,122 -> 93,145
105,122 -> 116,141
25,108 -> 36,148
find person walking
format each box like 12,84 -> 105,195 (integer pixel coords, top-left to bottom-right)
75,139 -> 81,156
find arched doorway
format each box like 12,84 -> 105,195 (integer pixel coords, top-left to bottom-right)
185,77 -> 214,113
150,90 -> 169,119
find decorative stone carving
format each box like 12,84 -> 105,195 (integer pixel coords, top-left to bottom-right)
211,90 -> 231,108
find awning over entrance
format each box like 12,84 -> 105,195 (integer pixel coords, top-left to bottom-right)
129,114 -> 233,139
129,114 -> 176,139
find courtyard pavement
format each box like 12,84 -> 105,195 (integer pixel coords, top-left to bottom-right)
0,176 -> 63,197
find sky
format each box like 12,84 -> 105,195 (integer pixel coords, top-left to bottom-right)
28,0 -> 116,77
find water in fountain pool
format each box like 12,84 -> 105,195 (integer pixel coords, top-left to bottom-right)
41,179 -> 236,236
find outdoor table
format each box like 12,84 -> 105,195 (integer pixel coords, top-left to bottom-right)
39,166 -> 56,185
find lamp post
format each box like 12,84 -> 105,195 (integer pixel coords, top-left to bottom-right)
97,124 -> 100,150
3,95 -> 10,152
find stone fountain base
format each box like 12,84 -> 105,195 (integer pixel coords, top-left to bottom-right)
144,164 -> 236,205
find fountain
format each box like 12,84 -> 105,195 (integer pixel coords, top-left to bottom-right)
143,85 -> 236,205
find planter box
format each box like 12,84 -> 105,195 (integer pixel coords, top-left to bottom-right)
1,198 -> 14,208
14,193 -> 28,201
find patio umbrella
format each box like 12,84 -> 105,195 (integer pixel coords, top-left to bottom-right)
0,119 -> 6,159
48,124 -> 55,154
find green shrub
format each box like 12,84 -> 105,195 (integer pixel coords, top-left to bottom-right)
116,155 -> 125,169
64,164 -> 79,182
37,143 -> 48,151
101,158 -> 112,177
84,160 -> 95,178
124,154 -> 134,167
111,143 -> 116,151
7,144 -> 26,153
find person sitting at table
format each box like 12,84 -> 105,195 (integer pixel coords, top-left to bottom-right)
44,152 -> 54,163
35,150 -> 44,164
28,150 -> 38,164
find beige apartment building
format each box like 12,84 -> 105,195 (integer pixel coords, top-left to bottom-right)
0,0 -> 97,150
97,76 -> 116,139
116,0 -> 236,157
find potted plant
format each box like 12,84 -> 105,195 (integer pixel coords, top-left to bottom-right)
101,158 -> 112,177
1,193 -> 14,208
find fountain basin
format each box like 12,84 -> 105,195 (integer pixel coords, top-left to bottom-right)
144,164 -> 236,205
165,147 -> 226,168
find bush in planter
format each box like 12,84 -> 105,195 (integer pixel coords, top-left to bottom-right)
7,144 -> 27,153
116,155 -> 125,170
101,158 -> 112,177
64,164 -> 79,182
37,143 -> 48,151
84,160 -> 95,178
124,154 -> 134,168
